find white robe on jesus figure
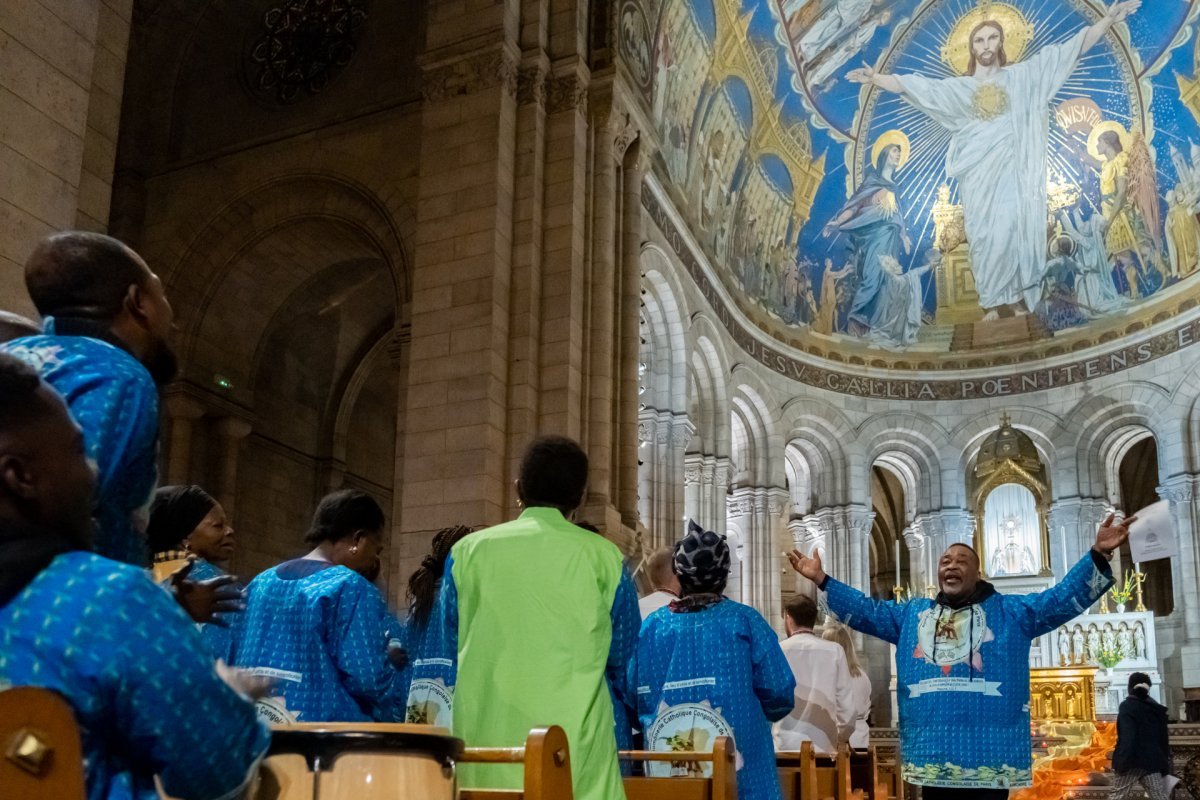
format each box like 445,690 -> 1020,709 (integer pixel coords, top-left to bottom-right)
894,31 -> 1087,312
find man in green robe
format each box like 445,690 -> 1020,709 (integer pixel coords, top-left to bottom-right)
442,435 -> 640,799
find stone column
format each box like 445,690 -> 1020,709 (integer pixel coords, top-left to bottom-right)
213,417 -> 252,522
1158,475 -> 1200,689
1047,497 -> 1111,582
728,486 -> 790,631
162,393 -> 206,486
683,453 -> 703,526
712,458 -> 731,537
903,525 -> 930,596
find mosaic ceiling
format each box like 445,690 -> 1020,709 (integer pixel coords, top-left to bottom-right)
619,0 -> 1200,366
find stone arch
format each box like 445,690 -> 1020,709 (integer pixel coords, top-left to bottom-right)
640,246 -> 690,415
729,369 -> 783,488
778,395 -> 854,508
1058,386 -> 1171,499
954,408 -> 1059,511
857,413 -> 952,514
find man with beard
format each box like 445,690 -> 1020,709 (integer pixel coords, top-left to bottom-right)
788,515 -> 1133,799
3,232 -> 178,567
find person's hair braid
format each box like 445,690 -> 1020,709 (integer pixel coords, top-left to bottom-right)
407,524 -> 475,626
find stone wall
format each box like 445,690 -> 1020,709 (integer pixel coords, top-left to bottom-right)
0,0 -> 131,315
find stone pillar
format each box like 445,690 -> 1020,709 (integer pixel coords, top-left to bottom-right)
903,525 -> 931,596
731,487 -> 801,630
1158,475 -> 1200,690
162,393 -> 205,486
1047,497 -> 1111,582
711,458 -> 731,537
683,453 -> 703,526
404,27 -> 520,533
213,417 -> 252,521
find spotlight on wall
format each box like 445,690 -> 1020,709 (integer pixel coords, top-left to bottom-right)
213,374 -> 234,391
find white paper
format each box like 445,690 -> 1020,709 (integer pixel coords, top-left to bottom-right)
1126,499 -> 1179,562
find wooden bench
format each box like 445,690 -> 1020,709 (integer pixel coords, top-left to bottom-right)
0,687 -> 85,800
619,735 -> 737,800
776,742 -> 881,800
459,725 -> 573,800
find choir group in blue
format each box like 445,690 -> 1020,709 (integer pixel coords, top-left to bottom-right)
0,231 -> 1134,800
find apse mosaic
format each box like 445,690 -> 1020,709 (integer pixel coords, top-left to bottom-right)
621,0 -> 1200,354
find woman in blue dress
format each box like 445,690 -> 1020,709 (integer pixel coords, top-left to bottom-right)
147,484 -> 241,659
229,489 -> 407,723
632,521 -> 795,800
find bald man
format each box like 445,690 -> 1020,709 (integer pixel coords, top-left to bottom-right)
789,517 -> 1132,799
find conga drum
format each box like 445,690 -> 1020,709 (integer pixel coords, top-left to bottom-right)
255,723 -> 461,800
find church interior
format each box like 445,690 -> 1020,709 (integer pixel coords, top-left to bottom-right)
4,0 -> 1200,797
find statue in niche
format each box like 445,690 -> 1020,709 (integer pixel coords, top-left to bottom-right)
1086,628 -> 1101,662
1072,628 -> 1085,665
1102,626 -> 1116,654
1133,623 -> 1146,659
1117,625 -> 1133,660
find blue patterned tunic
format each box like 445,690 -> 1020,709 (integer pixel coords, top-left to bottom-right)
2,321 -> 159,566
180,558 -> 237,662
824,551 -> 1112,789
632,599 -> 796,800
0,552 -> 269,800
229,559 -> 405,722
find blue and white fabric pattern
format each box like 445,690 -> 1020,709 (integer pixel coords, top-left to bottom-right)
632,598 -> 796,800
824,551 -> 1112,789
0,552 -> 269,800
229,558 -> 405,723
2,320 -> 159,566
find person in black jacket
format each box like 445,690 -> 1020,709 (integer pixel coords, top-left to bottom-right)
1111,671 -> 1172,799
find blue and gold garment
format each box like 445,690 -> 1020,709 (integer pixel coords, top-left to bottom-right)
608,566 -> 641,765
2,320 -> 159,566
824,551 -> 1112,790
632,598 -> 796,800
229,558 -> 405,723
0,552 -> 269,800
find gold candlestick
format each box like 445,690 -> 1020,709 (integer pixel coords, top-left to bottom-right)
893,585 -> 907,602
1133,569 -> 1147,612
1099,593 -> 1110,614
926,584 -> 937,600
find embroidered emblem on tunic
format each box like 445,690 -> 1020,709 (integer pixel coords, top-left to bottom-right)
971,83 -> 1009,120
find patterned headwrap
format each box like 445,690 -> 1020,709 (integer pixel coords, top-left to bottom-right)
672,519 -> 731,595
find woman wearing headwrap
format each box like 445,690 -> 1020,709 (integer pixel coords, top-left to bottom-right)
1110,672 -> 1172,799
631,520 -> 796,800
402,524 -> 475,727
147,484 -> 240,659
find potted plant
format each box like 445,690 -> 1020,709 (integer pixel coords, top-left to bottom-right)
1093,643 -> 1125,675
1108,572 -> 1136,613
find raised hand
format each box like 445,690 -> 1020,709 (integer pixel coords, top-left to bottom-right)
786,547 -> 827,585
846,65 -> 875,85
171,558 -> 246,625
1107,0 -> 1140,22
1093,512 -> 1137,556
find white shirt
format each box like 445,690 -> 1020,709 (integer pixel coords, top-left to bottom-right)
847,670 -> 872,749
638,590 -> 677,620
773,632 -> 855,753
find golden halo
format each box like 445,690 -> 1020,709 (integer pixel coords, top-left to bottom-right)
941,2 -> 1033,76
871,129 -> 912,171
1086,120 -> 1130,161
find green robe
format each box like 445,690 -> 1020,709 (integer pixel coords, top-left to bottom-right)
449,507 -> 626,799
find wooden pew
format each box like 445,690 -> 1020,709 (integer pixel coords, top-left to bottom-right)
0,687 -> 86,800
619,735 -> 737,800
846,746 -> 880,800
459,725 -> 573,800
776,741 -> 851,800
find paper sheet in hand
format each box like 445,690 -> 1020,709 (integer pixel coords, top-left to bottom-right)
1127,499 -> 1179,562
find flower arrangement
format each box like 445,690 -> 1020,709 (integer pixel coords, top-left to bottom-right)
1093,642 -> 1125,670
1108,572 -> 1136,608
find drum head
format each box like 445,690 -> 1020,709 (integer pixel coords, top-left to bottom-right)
267,725 -> 463,772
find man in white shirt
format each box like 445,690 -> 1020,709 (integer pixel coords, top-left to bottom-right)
773,594 -> 854,753
638,547 -> 680,619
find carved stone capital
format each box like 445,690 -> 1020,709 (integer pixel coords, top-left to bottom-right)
546,73 -> 588,114
422,48 -> 518,103
517,64 -> 546,106
684,464 -> 702,485
637,421 -> 654,443
1158,475 -> 1200,504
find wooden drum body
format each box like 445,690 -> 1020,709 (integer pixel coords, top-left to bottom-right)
255,723 -> 461,800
